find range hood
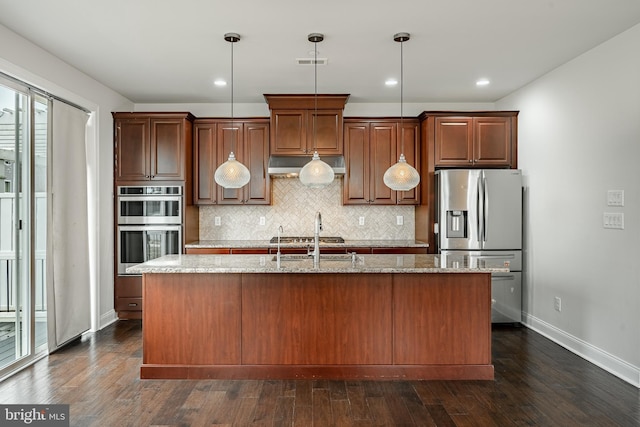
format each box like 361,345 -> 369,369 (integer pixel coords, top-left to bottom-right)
268,155 -> 345,176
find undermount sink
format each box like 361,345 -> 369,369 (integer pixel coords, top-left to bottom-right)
272,253 -> 356,262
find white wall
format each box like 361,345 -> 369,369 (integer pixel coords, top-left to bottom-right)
497,24 -> 640,386
0,24 -> 134,330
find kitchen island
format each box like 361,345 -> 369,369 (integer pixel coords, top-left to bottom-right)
128,253 -> 507,381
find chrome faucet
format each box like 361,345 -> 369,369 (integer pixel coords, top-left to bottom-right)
312,211 -> 322,267
276,225 -> 283,269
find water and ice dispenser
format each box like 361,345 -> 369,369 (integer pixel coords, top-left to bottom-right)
446,210 -> 467,238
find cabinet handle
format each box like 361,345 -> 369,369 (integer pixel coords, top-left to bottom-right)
469,160 -> 473,163
128,303 -> 138,307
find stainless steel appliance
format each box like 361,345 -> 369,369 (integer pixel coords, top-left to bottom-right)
117,185 -> 182,224
116,185 -> 183,275
435,169 -> 522,323
117,225 -> 182,275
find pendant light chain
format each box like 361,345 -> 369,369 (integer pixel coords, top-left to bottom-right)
313,37 -> 318,153
400,38 -> 405,155
231,36 -> 235,153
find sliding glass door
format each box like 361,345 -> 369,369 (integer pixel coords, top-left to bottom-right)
0,79 -> 48,377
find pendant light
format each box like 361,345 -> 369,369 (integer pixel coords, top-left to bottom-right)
214,32 -> 251,189
299,33 -> 335,188
383,32 -> 420,191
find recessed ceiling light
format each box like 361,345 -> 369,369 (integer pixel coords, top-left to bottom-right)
385,79 -> 398,86
476,79 -> 490,86
214,79 -> 227,87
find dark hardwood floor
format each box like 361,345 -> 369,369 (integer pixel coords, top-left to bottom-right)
0,320 -> 637,426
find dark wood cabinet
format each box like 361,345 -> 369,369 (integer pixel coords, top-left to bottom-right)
434,116 -> 512,167
193,121 -> 218,204
265,94 -> 349,156
343,119 -> 420,205
416,111 -> 518,254
114,113 -> 193,182
113,112 -> 196,319
193,119 -> 270,205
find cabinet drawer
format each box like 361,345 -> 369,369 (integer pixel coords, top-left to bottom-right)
116,297 -> 143,312
115,277 -> 142,297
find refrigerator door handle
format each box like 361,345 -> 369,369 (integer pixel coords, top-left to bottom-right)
492,275 -> 516,281
482,175 -> 489,245
477,254 -> 515,259
476,175 -> 483,242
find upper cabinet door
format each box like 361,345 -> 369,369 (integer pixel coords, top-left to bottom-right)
193,122 -> 217,204
434,117 -> 474,166
150,118 -> 185,180
307,110 -> 343,155
396,121 -> 420,205
369,123 -> 397,205
243,122 -> 271,205
343,122 -> 370,205
473,117 -> 511,166
115,118 -> 150,181
270,110 -> 306,155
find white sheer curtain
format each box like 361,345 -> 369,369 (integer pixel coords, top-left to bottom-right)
46,99 -> 91,352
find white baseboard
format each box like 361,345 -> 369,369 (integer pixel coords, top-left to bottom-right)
99,309 -> 118,330
523,313 -> 639,388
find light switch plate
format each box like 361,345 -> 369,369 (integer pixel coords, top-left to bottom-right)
607,190 -> 624,207
603,212 -> 624,229
396,216 -> 403,226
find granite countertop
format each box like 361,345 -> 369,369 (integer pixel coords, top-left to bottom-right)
126,253 -> 508,274
185,239 -> 429,249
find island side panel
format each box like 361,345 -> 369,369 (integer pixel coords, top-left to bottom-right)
142,273 -> 242,365
393,273 -> 492,365
241,273 -> 393,365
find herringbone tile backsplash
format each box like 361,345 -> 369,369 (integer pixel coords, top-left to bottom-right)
199,177 -> 415,240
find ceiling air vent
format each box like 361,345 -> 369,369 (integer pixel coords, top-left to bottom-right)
296,58 -> 328,65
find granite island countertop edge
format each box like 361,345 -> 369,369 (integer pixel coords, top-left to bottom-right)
127,254 -> 508,274
185,239 -> 429,249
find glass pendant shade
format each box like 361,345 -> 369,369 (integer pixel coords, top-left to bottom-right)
383,153 -> 420,191
299,151 -> 335,188
214,151 -> 251,189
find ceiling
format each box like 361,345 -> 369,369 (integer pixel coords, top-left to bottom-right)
1,0 -> 640,105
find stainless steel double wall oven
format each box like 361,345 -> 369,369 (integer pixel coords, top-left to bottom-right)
116,185 -> 182,275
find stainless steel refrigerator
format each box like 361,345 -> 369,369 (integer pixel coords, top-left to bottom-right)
435,169 -> 523,324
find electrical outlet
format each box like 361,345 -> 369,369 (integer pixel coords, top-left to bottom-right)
396,215 -> 403,226
554,296 -> 562,312
259,216 -> 266,226
603,213 -> 624,229
358,216 -> 365,226
214,216 -> 221,226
